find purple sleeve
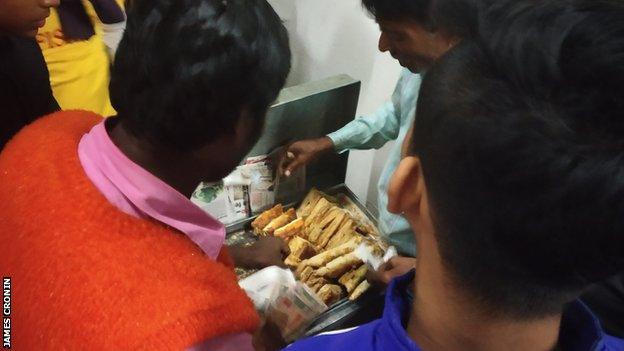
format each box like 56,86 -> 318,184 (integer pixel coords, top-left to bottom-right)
88,0 -> 125,24
187,333 -> 255,351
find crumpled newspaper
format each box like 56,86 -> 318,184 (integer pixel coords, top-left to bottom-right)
241,155 -> 276,215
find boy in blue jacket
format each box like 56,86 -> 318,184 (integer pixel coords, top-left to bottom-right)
285,1 -> 624,350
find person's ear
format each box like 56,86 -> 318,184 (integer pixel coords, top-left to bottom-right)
432,32 -> 461,57
387,156 -> 424,217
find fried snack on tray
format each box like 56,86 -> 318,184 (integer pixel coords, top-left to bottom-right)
339,264 -> 368,294
304,198 -> 333,229
274,218 -> 304,240
253,188 -> 383,308
297,188 -> 323,218
284,255 -> 301,269
317,284 -> 343,306
325,219 -> 355,249
263,208 -> 296,235
298,266 -> 314,282
307,275 -> 330,293
316,252 -> 363,279
306,205 -> 341,243
315,212 -> 347,250
349,280 -> 371,301
285,237 -> 316,268
288,237 -> 316,260
251,204 -> 283,235
307,206 -> 341,243
299,237 -> 362,269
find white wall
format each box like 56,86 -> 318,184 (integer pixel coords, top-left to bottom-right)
268,0 -> 402,208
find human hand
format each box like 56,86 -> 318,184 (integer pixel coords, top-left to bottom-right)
252,319 -> 286,351
229,237 -> 290,269
367,256 -> 417,287
280,137 -> 335,177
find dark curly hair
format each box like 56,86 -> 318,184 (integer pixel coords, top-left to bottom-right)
412,0 -> 624,318
362,0 -> 483,38
110,0 -> 291,152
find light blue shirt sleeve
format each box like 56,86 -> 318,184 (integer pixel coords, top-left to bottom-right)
327,72 -> 407,153
326,69 -> 422,257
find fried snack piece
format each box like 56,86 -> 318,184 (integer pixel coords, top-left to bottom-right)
317,284 -> 344,306
298,266 -> 315,282
284,236 -> 316,268
274,218 -> 304,240
284,255 -> 301,269
309,277 -> 330,293
300,237 -> 362,268
263,208 -> 296,235
316,252 -> 363,279
251,204 -> 283,235
288,236 -> 317,260
339,264 -> 368,294
349,280 -> 371,301
330,231 -> 358,250
304,198 -> 332,229
315,212 -> 347,250
297,188 -> 323,218
325,219 -> 355,249
355,222 -> 379,237
307,207 -> 341,243
309,210 -> 340,246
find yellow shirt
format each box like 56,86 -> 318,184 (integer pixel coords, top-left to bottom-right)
36,2 -> 121,117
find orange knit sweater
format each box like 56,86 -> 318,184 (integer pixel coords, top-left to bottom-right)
0,112 -> 260,350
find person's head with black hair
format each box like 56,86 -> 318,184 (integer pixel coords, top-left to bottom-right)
108,0 -> 290,197
361,0 -> 482,72
388,0 -> 624,349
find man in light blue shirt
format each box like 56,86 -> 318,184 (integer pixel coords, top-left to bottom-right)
282,0 -> 477,257
327,70 -> 421,257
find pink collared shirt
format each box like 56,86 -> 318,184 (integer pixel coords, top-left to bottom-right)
78,120 -> 254,351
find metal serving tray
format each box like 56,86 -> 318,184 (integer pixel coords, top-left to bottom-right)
226,184 -> 386,337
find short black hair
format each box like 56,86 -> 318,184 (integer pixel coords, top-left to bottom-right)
361,0 -> 483,38
411,0 -> 624,318
110,0 -> 291,152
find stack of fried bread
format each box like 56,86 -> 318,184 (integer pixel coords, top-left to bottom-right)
251,189 -> 384,306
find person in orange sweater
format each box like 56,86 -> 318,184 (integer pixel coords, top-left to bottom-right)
0,0 -> 291,349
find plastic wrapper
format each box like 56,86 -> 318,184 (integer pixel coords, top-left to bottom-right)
239,266 -> 295,313
239,266 -> 328,342
267,281 -> 328,341
354,243 -> 398,270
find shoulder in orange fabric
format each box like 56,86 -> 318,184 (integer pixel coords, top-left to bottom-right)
0,111 -> 259,350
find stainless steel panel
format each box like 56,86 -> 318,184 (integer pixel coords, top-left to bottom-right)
244,75 -> 361,196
